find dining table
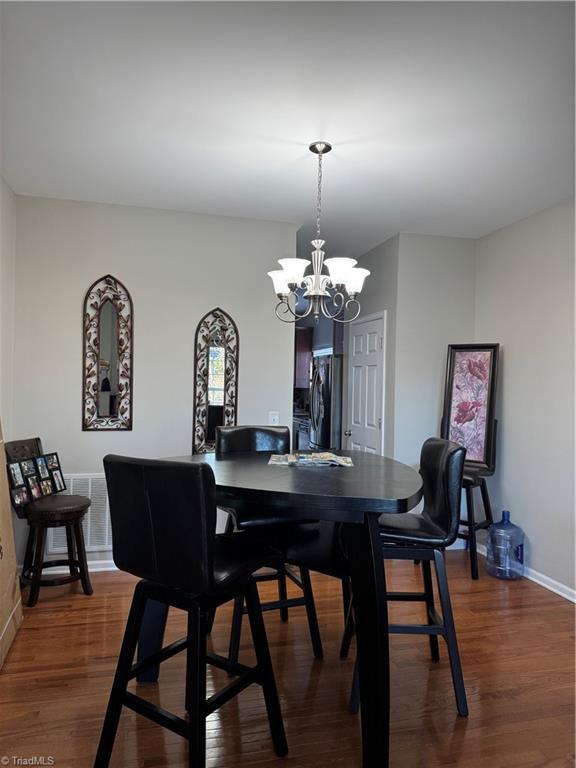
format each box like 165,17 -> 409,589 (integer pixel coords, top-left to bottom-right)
137,449 -> 423,768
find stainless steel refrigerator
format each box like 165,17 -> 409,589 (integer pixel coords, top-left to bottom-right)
309,353 -> 342,451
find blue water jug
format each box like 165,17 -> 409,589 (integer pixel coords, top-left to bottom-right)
485,510 -> 525,580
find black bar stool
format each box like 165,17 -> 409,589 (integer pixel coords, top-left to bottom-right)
341,439 -> 468,717
215,425 -> 324,662
5,437 -> 93,607
457,422 -> 498,579
94,455 -> 287,768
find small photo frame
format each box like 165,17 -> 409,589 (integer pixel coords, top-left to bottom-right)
45,453 -> 60,471
36,457 -> 50,480
52,469 -> 66,492
40,478 -> 53,496
20,459 -> 37,477
8,462 -> 24,488
11,486 -> 29,507
27,475 -> 42,500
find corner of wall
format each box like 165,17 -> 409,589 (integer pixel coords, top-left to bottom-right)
0,176 -> 17,438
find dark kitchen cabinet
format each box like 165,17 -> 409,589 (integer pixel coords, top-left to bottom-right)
294,327 -> 313,389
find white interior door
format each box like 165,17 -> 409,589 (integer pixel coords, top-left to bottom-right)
346,315 -> 385,454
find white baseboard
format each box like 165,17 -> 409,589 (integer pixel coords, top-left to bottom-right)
476,543 -> 575,603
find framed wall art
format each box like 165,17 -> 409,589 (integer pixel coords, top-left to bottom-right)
441,343 -> 500,472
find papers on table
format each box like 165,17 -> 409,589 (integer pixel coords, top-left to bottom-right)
268,452 -> 354,467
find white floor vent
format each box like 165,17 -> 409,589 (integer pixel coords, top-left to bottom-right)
46,474 -> 112,555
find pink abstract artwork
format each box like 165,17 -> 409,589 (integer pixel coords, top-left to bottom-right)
448,350 -> 492,462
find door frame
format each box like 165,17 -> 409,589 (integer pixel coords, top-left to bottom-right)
345,311 -> 387,455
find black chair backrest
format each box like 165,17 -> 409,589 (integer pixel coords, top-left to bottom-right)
5,437 -> 43,463
103,455 -> 218,595
215,426 -> 290,455
420,437 -> 466,547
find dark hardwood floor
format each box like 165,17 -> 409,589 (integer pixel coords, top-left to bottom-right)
0,551 -> 574,767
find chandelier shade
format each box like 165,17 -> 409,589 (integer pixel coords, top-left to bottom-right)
277,258 -> 310,286
268,141 -> 370,323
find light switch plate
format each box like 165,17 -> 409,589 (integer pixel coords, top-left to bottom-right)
268,411 -> 280,426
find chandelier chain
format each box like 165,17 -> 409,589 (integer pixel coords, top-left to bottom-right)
316,151 -> 323,239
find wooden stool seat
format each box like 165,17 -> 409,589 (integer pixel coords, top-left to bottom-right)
26,494 -> 91,521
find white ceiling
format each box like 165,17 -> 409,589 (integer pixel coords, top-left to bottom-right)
1,2 -> 573,258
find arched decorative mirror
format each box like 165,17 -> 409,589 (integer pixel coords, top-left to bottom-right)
82,275 -> 134,431
193,308 -> 239,453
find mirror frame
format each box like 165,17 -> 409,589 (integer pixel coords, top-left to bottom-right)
193,307 -> 239,453
82,274 -> 134,431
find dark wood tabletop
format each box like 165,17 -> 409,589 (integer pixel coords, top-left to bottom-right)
166,450 -> 423,522
153,448 -> 423,768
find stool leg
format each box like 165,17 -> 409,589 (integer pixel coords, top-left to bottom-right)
465,485 -> 479,580
186,603 -> 207,768
73,519 -> 93,595
300,567 -> 323,660
422,558 -> 440,662
228,594 -> 244,665
28,525 -> 46,607
339,599 -> 355,660
94,582 -> 148,767
433,549 -> 468,717
66,524 -> 78,576
349,659 -> 360,714
480,478 -> 494,524
341,577 -> 351,620
22,526 -> 36,584
278,567 -> 289,622
205,608 -> 216,635
244,579 -> 288,757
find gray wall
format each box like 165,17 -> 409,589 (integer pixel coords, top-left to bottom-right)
0,177 -> 16,437
475,202 -> 575,590
393,234 -> 476,466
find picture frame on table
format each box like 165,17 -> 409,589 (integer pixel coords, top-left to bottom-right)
8,462 -> 24,488
27,474 -> 42,500
51,469 -> 66,492
11,486 -> 30,507
45,453 -> 60,471
35,456 -> 50,480
441,343 -> 500,473
20,459 -> 37,477
40,478 -> 54,496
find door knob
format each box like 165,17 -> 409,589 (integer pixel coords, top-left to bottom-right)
344,430 -> 352,437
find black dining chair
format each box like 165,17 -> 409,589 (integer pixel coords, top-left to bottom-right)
341,438 -> 468,716
286,438 -> 468,718
94,455 -> 288,768
215,425 -> 324,663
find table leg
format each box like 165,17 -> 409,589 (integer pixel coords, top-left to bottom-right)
342,514 -> 390,768
136,598 -> 169,682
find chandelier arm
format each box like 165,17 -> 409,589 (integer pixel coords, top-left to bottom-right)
274,295 -> 313,323
319,291 -> 346,320
332,297 -> 361,323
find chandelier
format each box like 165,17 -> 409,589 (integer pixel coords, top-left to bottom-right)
268,141 -> 370,323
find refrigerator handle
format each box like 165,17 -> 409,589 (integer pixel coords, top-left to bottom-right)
310,368 -> 320,432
